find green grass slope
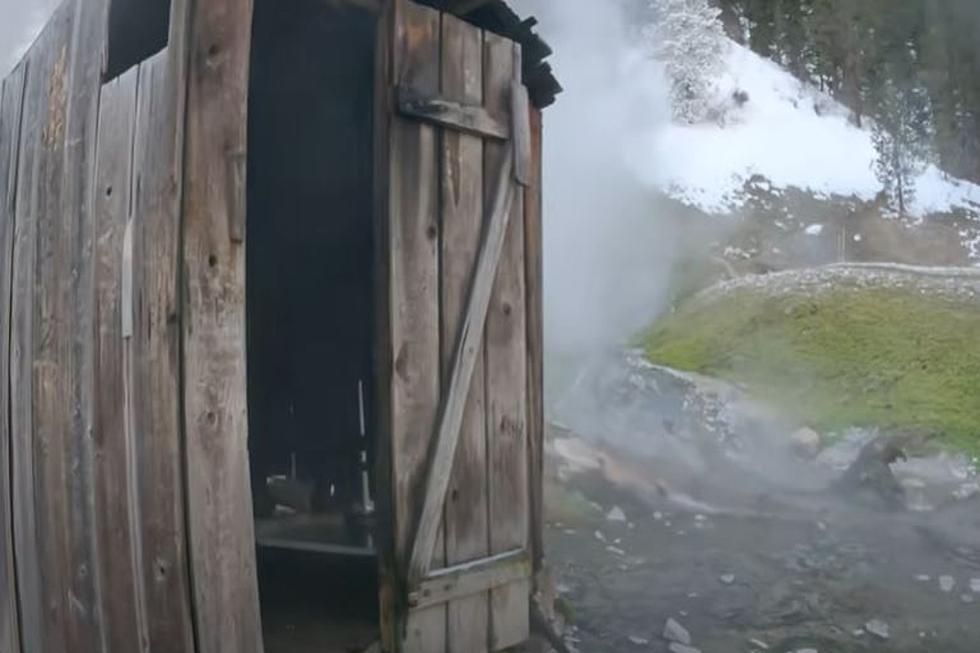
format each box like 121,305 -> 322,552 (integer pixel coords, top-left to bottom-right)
643,283 -> 980,454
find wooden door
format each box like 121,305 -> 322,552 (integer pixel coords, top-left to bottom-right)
382,0 -> 534,651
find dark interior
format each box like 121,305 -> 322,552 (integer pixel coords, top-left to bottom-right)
105,0 -> 171,80
246,0 -> 379,649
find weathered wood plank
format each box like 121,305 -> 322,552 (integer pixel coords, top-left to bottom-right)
524,107 -> 545,579
92,65 -> 145,653
397,86 -> 508,140
180,0 -> 263,649
410,550 -> 528,612
485,37 -> 530,652
390,1 -> 445,650
0,59 -> 28,653
29,7 -> 76,651
62,1 -> 111,648
10,31 -> 46,653
374,2 -> 399,650
129,45 -> 196,653
439,14 -> 490,653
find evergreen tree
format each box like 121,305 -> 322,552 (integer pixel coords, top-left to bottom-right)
645,0 -> 727,123
871,76 -> 932,218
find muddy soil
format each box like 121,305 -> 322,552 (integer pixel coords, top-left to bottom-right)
545,352 -> 980,653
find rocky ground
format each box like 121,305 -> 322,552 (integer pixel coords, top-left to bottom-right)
692,263 -> 980,307
541,351 -> 980,653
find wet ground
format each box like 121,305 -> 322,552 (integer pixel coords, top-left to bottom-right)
543,352 -> 980,653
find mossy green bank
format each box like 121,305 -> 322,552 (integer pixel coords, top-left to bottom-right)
643,285 -> 980,456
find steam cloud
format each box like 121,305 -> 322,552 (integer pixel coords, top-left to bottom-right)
511,0 -> 676,363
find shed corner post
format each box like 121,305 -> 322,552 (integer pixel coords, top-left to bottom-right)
178,0 -> 264,650
373,1 -> 403,652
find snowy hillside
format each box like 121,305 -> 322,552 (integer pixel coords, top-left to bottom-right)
630,39 -> 980,223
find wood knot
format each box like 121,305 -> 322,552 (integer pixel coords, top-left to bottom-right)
394,343 -> 409,379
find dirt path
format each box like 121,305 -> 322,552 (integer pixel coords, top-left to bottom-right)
545,352 -> 980,653
546,482 -> 980,653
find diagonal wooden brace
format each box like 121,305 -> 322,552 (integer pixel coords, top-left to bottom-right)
406,144 -> 516,588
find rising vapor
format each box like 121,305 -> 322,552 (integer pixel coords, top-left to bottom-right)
510,0 -> 675,365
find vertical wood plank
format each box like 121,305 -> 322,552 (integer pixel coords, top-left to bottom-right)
523,108 -> 544,580
62,0 -> 111,648
0,60 -> 28,653
180,0 -> 263,649
484,37 -> 529,652
439,14 -> 490,653
130,45 -> 196,653
92,66 -> 145,653
10,27 -> 47,653
390,1 -> 445,651
24,8 -> 76,651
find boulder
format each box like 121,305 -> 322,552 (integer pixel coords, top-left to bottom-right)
790,427 -> 822,458
865,618 -> 890,640
663,617 -> 691,645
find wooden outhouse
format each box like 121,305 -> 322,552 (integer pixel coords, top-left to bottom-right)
0,0 -> 559,651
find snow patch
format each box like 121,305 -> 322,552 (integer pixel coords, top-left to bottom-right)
630,39 -> 980,223
804,224 -> 824,236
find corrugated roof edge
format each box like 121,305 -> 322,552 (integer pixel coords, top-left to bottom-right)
420,0 -> 562,109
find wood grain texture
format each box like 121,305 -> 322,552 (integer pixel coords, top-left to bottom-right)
10,26 -> 47,652
0,58 -> 27,653
484,37 -> 529,652
92,66 -> 146,653
129,45 -> 196,653
62,1 -> 110,648
374,2 -> 399,650
27,8 -> 75,651
439,14 -> 490,653
390,1 -> 445,650
180,0 -> 263,649
523,107 -> 545,578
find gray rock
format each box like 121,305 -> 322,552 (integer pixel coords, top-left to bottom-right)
940,575 -> 956,593
719,573 -> 736,585
865,619 -> 890,640
790,427 -> 822,458
663,617 -> 691,645
606,506 -> 627,522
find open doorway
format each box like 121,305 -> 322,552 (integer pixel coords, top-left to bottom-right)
246,0 -> 380,649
